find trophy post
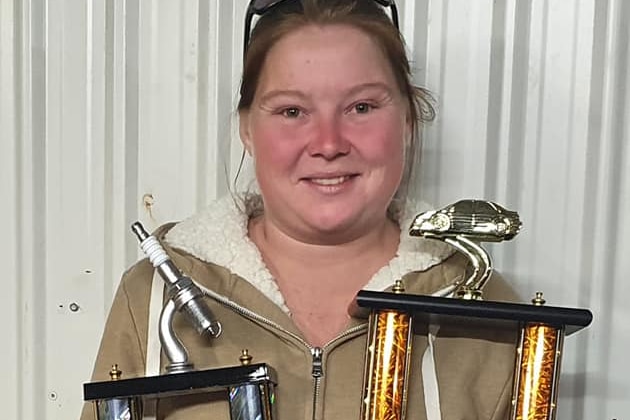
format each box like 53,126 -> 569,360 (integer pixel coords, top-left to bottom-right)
359,280 -> 414,420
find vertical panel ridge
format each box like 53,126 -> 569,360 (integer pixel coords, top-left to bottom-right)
418,0 -> 449,205
196,0 -> 211,208
124,0 -> 139,267
0,0 -> 20,417
483,0 -> 507,201
103,0 -> 115,300
214,0 -> 236,198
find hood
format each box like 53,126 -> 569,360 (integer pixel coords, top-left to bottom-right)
164,195 -> 454,314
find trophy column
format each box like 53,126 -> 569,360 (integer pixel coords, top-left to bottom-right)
511,293 -> 565,420
229,350 -> 277,420
360,280 -> 413,420
93,365 -> 142,420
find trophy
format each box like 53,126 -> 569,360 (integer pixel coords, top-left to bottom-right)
83,222 -> 277,420
357,200 -> 592,420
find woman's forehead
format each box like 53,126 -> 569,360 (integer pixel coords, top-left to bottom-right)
267,23 -> 384,57
256,24 -> 397,93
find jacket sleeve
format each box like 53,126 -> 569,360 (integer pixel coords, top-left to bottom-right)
79,261 -> 154,420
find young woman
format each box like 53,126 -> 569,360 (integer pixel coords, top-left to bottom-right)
82,1 -> 517,419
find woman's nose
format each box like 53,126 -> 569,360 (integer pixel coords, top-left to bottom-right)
306,116 -> 350,159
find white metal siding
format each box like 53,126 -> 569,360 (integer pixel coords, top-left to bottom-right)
2,0 -> 628,418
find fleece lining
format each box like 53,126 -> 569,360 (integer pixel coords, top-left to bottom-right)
165,195 -> 453,314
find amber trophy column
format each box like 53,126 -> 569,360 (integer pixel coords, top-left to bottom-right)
510,293 -> 564,420
360,280 -> 413,420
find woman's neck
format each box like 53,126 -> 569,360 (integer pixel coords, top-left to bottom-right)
248,214 -> 400,278
248,215 -> 400,346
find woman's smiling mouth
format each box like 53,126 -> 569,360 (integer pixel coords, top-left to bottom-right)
309,175 -> 353,186
301,174 -> 360,190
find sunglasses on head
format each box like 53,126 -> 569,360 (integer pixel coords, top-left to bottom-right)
243,0 -> 399,58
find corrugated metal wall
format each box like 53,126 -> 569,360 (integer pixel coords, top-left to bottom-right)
1,0 -> 628,418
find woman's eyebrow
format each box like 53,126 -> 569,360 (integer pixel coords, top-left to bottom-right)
257,82 -> 394,105
344,82 -> 394,97
258,89 -> 309,104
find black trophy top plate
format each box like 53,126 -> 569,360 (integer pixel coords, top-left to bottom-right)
84,363 -> 277,401
355,291 -> 592,335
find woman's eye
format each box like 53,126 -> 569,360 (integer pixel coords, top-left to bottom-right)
281,107 -> 301,118
354,102 -> 372,114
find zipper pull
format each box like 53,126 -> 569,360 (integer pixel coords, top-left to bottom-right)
311,347 -> 323,378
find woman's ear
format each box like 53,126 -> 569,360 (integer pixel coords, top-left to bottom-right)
238,110 -> 253,156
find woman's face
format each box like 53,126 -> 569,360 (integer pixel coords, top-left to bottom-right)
240,24 -> 409,244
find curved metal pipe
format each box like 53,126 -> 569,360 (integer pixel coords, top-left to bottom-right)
159,299 -> 194,373
131,221 -> 222,374
447,235 -> 493,294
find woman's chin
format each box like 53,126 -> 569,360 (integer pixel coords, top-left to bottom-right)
298,212 -> 377,244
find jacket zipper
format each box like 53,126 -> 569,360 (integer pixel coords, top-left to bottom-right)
309,326 -> 368,419
311,347 -> 323,419
198,283 -> 367,420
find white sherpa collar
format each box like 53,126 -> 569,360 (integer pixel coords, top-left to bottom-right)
165,195 -> 453,314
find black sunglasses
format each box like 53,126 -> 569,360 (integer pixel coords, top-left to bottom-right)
243,0 -> 399,59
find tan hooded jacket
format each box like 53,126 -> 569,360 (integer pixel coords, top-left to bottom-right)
81,196 -> 518,420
